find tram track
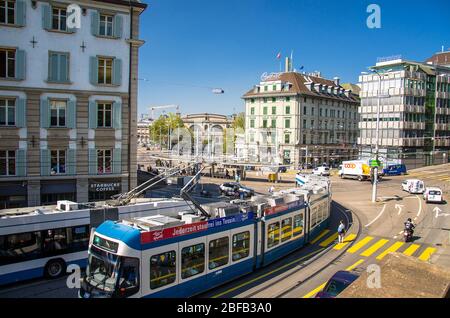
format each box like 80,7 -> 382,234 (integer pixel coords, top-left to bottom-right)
237,201 -> 362,299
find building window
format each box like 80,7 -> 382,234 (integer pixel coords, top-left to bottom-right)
98,57 -> 113,85
250,107 -> 254,115
50,150 -> 66,175
0,0 -> 15,24
97,102 -> 112,128
272,106 -> 276,115
271,119 -> 276,128
99,14 -> 114,37
263,97 -> 267,103
272,85 -> 276,91
284,134 -> 290,144
0,150 -> 15,176
48,52 -> 70,83
285,106 -> 290,115
303,106 -> 306,115
272,97 -> 276,102
250,98 -> 255,104
50,100 -> 66,127
250,119 -> 254,128
0,48 -> 15,79
285,118 -> 290,128
264,86 -> 268,92
262,119 -> 267,128
0,98 -> 15,126
52,7 -> 67,31
97,149 -> 112,174
286,97 -> 290,102
263,107 -> 267,115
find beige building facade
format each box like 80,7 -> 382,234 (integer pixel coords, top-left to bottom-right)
0,0 -> 147,208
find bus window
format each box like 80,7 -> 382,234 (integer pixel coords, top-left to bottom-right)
150,251 -> 176,290
267,222 -> 280,248
181,243 -> 205,279
43,228 -> 68,255
281,218 -> 292,242
208,237 -> 229,270
232,231 -> 250,262
117,257 -> 140,297
293,214 -> 304,237
70,225 -> 90,252
0,232 -> 42,266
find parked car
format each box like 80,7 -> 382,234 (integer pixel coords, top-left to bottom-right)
423,187 -> 443,203
312,166 -> 330,176
219,182 -> 254,198
402,179 -> 425,194
278,165 -> 287,173
302,163 -> 313,169
315,271 -> 359,298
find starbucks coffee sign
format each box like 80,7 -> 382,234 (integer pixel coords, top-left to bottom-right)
90,182 -> 121,192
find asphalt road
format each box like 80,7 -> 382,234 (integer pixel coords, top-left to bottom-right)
0,164 -> 448,298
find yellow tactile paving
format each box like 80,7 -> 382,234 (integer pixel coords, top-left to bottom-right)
418,247 -> 436,262
347,236 -> 374,254
360,239 -> 389,257
310,229 -> 330,244
376,241 -> 404,260
319,233 -> 339,247
403,244 -> 420,256
333,233 -> 357,250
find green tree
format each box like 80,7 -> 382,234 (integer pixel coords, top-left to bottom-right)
232,112 -> 245,130
149,113 -> 184,146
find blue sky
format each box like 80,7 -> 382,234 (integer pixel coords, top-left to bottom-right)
137,0 -> 450,117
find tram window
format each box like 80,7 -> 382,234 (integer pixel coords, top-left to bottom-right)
150,251 -> 176,290
311,208 -> 318,228
267,222 -> 280,248
232,231 -> 250,262
281,218 -> 292,242
181,243 -> 205,279
293,214 -> 304,237
208,237 -> 229,270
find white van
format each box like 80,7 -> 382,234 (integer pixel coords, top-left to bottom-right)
402,179 -> 425,194
423,187 -> 443,203
313,166 -> 330,176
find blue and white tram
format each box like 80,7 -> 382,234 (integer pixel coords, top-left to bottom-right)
0,199 -> 190,285
79,185 -> 331,298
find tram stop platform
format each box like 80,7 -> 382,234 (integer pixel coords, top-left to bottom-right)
338,252 -> 450,298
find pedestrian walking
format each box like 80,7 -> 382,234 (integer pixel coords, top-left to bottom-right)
337,220 -> 346,243
268,186 -> 275,194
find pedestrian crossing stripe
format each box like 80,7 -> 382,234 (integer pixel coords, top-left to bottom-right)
376,241 -> 404,260
360,239 -> 389,257
302,283 -> 326,298
403,244 -> 420,256
418,247 -> 436,262
346,259 -> 364,271
347,236 -> 374,254
310,229 -> 330,244
333,234 -> 357,250
319,233 -> 338,247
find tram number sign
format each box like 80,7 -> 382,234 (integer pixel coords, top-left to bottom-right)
141,221 -> 208,244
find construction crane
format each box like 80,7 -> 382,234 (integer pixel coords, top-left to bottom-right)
149,105 -> 180,120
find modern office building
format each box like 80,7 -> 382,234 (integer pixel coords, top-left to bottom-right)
242,59 -> 360,167
358,54 -> 450,168
0,0 -> 147,208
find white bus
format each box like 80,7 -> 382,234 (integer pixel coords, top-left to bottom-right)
0,199 -> 190,286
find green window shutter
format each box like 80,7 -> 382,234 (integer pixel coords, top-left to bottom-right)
113,101 -> 122,129
16,149 -> 26,177
16,98 -> 26,128
40,98 -> 50,128
59,53 -> 69,82
89,56 -> 98,85
15,0 -> 26,26
112,58 -> 122,86
112,148 -> 121,174
67,99 -> 76,128
15,50 -> 26,80
40,149 -> 50,176
113,15 -> 123,38
91,10 -> 99,36
42,3 -> 51,30
49,52 -> 58,81
67,149 -> 76,175
88,148 -> 97,175
88,101 -> 97,129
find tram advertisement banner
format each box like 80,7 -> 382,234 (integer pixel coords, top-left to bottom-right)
207,212 -> 254,228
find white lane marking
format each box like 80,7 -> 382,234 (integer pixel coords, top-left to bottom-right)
404,197 -> 417,199
365,204 -> 387,227
395,204 -> 404,215
416,195 -> 422,218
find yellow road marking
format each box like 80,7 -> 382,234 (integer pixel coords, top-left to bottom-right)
319,233 -> 339,247
310,229 -> 330,244
347,236 -> 374,254
302,283 -> 326,298
360,239 -> 389,257
346,259 -> 364,271
211,248 -> 323,298
376,241 -> 404,260
418,247 -> 436,261
403,244 -> 420,256
333,234 -> 357,250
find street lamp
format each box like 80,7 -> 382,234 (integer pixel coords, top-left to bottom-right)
361,68 -> 392,203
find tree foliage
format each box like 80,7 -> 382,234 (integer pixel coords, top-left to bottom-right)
149,113 -> 184,144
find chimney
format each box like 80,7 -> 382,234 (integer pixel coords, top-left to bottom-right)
333,77 -> 340,86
